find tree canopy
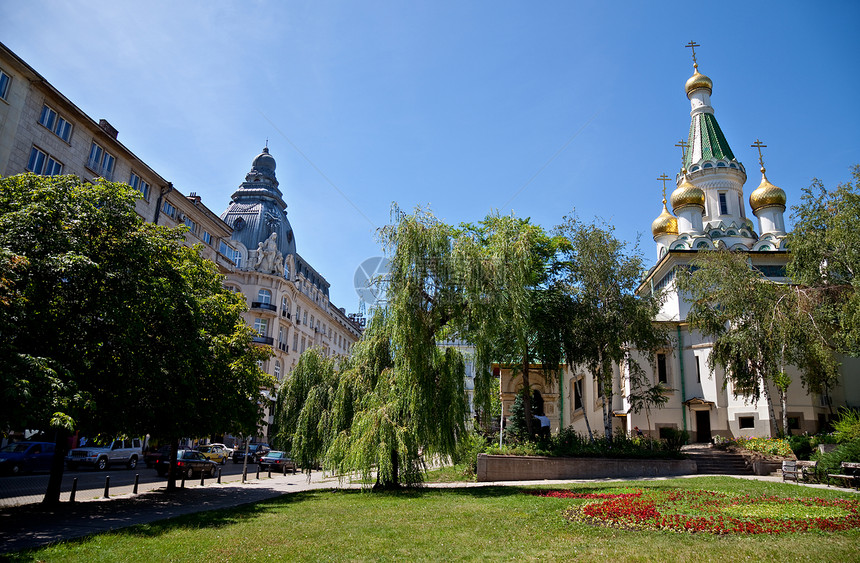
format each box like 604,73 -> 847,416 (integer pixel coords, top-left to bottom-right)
0,174 -> 271,501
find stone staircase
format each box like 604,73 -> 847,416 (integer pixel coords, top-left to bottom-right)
682,445 -> 754,475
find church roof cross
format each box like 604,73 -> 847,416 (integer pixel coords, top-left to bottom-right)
751,139 -> 768,170
674,139 -> 689,168
657,174 -> 671,201
686,41 -> 701,71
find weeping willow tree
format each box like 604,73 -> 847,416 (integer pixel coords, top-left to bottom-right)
274,207 -> 468,488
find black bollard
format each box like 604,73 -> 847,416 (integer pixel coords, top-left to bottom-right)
242,466 -> 247,483
200,471 -> 205,486
218,467 -> 222,484
268,467 -> 272,478
133,473 -> 139,495
69,477 -> 78,503
256,465 -> 260,480
103,476 -> 110,499
181,475 -> 186,489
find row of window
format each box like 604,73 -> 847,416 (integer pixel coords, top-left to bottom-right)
0,67 -> 10,101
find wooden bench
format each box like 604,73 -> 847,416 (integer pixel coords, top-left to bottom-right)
827,462 -> 860,488
782,460 -> 819,483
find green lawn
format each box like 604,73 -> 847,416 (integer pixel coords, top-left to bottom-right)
12,477 -> 860,562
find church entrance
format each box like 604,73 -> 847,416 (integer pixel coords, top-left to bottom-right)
696,410 -> 711,443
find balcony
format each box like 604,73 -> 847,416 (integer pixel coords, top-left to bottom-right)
277,342 -> 288,352
251,302 -> 278,315
252,336 -> 274,346
281,310 -> 292,320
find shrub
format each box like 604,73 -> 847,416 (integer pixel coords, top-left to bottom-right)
812,438 -> 860,483
452,431 -> 487,476
788,435 -> 814,460
833,408 -> 860,443
661,428 -> 689,452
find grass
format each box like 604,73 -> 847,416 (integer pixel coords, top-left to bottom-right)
10,477 -> 860,562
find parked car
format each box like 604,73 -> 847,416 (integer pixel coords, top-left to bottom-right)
259,451 -> 296,473
232,443 -> 270,464
154,449 -> 217,478
0,442 -> 55,475
197,444 -> 229,464
144,445 -> 172,469
208,443 -> 234,457
66,437 -> 143,471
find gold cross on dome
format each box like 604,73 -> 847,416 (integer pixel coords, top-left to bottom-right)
686,41 -> 701,70
674,139 -> 689,166
751,139 -> 768,169
657,174 -> 671,201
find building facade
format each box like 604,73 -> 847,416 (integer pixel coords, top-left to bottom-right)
220,148 -> 363,440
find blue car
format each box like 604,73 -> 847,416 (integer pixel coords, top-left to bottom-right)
0,441 -> 56,475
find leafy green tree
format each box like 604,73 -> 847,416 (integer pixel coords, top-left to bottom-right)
786,165 -> 860,355
0,174 -> 270,501
455,214 -> 566,438
676,250 -> 838,436
555,215 -> 667,441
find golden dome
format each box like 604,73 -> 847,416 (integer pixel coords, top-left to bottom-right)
670,176 -> 705,212
652,200 -> 678,239
685,71 -> 712,95
749,169 -> 786,212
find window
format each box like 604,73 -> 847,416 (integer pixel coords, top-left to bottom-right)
695,355 -> 701,383
129,172 -> 150,200
27,146 -> 63,176
201,230 -> 212,244
87,142 -> 115,180
0,68 -> 10,100
281,296 -> 289,316
303,311 -> 308,326
293,332 -> 299,351
39,104 -> 72,142
274,361 -> 281,381
300,336 -> 306,353
295,306 -> 301,324
738,194 -> 744,218
253,318 -> 268,337
718,192 -> 728,216
573,378 -> 583,411
218,240 -> 241,267
738,416 -> 755,429
163,201 -> 176,218
257,289 -> 272,304
183,216 -> 196,232
657,353 -> 668,384
310,315 -> 315,328
278,326 -> 287,352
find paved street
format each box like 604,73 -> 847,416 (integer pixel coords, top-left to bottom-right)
0,461 -> 290,508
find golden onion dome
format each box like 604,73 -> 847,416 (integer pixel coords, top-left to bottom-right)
652,199 -> 678,239
685,71 -> 713,96
670,175 -> 705,212
749,168 -> 787,213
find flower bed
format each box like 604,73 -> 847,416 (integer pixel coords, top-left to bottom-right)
527,489 -> 860,534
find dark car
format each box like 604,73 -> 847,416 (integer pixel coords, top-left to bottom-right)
232,443 -> 270,464
144,445 -> 172,469
154,449 -> 218,478
0,442 -> 55,475
259,451 -> 297,473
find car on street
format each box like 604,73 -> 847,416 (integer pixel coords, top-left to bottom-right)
66,437 -> 143,471
154,449 -> 218,478
232,443 -> 270,464
0,442 -> 56,475
258,451 -> 296,473
197,444 -> 229,464
144,445 -> 172,469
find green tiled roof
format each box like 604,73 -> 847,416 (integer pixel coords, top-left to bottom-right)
684,112 -> 736,168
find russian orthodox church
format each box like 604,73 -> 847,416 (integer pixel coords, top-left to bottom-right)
507,46 -> 859,441
220,147 -> 363,442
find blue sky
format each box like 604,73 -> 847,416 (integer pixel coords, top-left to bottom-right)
2,1 -> 858,312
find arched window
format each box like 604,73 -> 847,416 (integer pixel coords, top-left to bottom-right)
274,361 -> 281,381
257,289 -> 272,304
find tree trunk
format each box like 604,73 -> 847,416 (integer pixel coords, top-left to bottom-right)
166,439 -> 179,491
522,351 -> 533,438
600,357 -> 613,441
42,428 -> 69,506
780,388 -> 789,438
761,382 -> 778,438
576,378 -> 595,442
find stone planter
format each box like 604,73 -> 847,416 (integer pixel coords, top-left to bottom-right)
476,453 -> 697,482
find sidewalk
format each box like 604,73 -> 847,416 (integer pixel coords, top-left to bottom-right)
0,471 -> 856,555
